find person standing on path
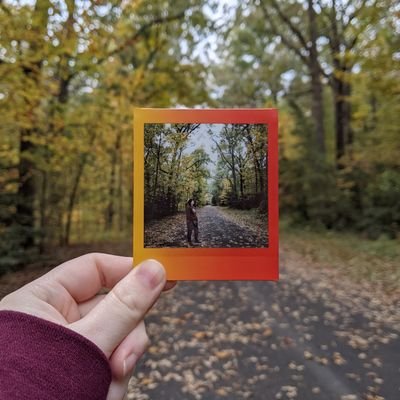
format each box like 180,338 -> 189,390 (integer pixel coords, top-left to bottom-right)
186,199 -> 200,245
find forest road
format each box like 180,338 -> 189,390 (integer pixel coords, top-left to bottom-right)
144,205 -> 267,248
1,241 -> 399,399
134,244 -> 400,399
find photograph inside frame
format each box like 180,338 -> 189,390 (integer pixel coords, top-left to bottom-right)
144,123 -> 268,248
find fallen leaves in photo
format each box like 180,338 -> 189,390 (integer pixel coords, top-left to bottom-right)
144,206 -> 268,248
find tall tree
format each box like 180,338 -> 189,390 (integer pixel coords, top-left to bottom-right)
0,0 -> 212,257
317,0 -> 387,163
258,0 -> 326,154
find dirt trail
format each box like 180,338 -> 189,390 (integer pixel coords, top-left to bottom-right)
145,205 -> 267,248
1,241 -> 399,399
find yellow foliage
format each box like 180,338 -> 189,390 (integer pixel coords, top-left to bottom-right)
278,109 -> 300,160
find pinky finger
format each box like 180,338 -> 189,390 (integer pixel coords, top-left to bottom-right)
109,320 -> 149,381
106,371 -> 133,400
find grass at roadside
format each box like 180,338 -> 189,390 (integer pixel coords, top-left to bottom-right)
281,219 -> 400,294
216,206 -> 267,235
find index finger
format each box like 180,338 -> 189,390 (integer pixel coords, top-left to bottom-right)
43,253 -> 133,303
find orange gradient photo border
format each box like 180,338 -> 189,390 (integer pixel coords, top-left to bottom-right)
133,108 -> 279,280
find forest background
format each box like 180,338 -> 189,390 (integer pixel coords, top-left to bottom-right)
0,0 -> 399,272
143,123 -> 267,222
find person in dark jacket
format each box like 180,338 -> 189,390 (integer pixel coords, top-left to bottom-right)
186,198 -> 200,245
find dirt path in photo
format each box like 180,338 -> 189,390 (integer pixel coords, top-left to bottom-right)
144,205 -> 267,248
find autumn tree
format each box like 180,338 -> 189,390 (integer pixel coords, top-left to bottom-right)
210,124 -> 267,210
0,0 -> 212,268
144,124 -> 210,221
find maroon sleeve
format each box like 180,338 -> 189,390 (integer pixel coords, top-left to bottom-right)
0,310 -> 112,400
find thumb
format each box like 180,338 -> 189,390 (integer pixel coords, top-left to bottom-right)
69,259 -> 166,358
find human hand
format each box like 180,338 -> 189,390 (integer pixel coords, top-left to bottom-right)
0,253 -> 176,400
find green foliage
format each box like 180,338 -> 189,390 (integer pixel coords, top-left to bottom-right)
0,0 -> 399,272
144,123 -> 210,220
213,0 -> 400,239
0,0 -> 211,270
210,124 -> 267,211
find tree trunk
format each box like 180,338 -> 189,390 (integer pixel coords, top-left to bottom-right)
230,148 -> 238,198
254,162 -> 258,193
118,148 -> 124,231
166,141 -> 180,213
332,66 -> 352,165
244,126 -> 263,193
64,161 -> 84,246
150,133 -> 162,219
17,134 -> 36,248
39,170 -> 48,253
328,0 -> 353,167
105,132 -> 122,230
239,166 -> 244,198
64,132 -> 96,245
16,0 -> 49,248
308,0 -> 325,155
310,68 -> 325,154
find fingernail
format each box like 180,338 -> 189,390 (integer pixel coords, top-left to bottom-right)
136,259 -> 165,289
123,353 -> 138,376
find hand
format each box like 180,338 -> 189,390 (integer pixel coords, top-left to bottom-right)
0,253 -> 176,400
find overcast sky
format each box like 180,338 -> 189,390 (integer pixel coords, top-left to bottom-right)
184,124 -> 223,186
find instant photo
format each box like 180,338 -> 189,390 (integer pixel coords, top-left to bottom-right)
143,123 -> 268,249
133,109 -> 278,280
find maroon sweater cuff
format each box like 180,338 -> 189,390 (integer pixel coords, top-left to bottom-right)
0,310 -> 111,400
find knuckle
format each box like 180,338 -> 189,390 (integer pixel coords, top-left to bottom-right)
29,282 -> 51,302
86,251 -> 100,258
79,252 -> 98,264
82,252 -> 103,268
109,286 -> 144,319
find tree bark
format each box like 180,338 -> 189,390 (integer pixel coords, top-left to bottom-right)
333,74 -> 352,164
38,170 -> 48,253
105,132 -> 122,230
244,126 -> 264,193
327,0 -> 354,166
260,0 -> 325,155
230,147 -> 238,198
17,134 -> 36,248
16,0 -> 50,248
64,132 -> 96,245
118,148 -> 124,231
308,0 -> 325,155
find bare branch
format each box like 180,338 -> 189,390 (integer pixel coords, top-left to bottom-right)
259,2 -> 309,66
212,138 -> 234,170
183,157 -> 209,172
100,12 -> 185,63
269,0 -> 309,50
346,0 -> 369,27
